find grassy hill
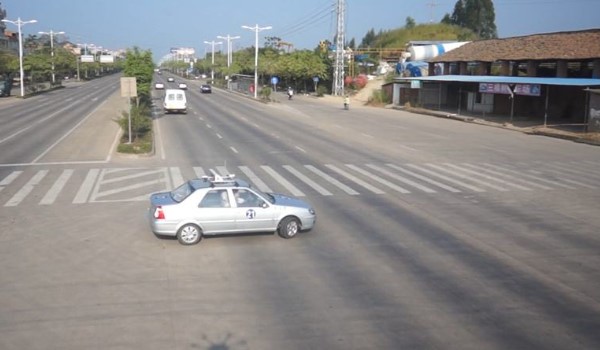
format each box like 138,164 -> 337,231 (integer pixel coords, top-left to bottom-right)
361,23 -> 479,49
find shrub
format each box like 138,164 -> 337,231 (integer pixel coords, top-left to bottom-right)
117,131 -> 153,154
259,86 -> 272,101
367,89 -> 391,106
115,102 -> 152,143
316,85 -> 328,97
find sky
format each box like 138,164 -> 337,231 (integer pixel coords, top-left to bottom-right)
3,0 -> 600,61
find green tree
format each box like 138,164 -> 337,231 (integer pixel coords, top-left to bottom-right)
0,49 -> 18,76
405,17 -> 416,29
347,38 -> 356,50
123,47 -> 154,105
360,28 -> 377,48
276,50 -> 328,92
442,0 -> 497,39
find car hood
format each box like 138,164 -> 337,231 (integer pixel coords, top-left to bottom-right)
150,191 -> 177,206
269,193 -> 312,209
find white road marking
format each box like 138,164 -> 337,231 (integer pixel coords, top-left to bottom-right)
32,98 -> 110,163
95,179 -> 166,199
295,146 -> 307,153
261,166 -> 305,197
170,167 -> 184,188
230,147 -> 239,154
101,169 -> 164,184
73,169 -> 100,203
407,164 -> 485,192
398,144 -> 418,152
483,163 -> 576,189
366,164 -> 436,193
154,118 -> 166,160
193,167 -> 207,178
461,163 -> 552,190
305,165 -> 359,195
446,163 -> 532,191
346,164 -> 410,193
427,163 -> 507,191
0,100 -> 80,145
238,166 -> 272,192
5,170 -> 48,206
40,169 -> 74,205
325,164 -> 385,194
387,164 -> 461,193
283,165 -> 332,196
0,171 -> 23,193
106,128 -> 122,162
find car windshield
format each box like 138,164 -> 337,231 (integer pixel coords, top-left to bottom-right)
250,187 -> 275,204
170,181 -> 193,203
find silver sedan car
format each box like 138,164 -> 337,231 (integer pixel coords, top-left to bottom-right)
148,172 -> 316,245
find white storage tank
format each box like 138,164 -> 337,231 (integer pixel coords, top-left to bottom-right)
407,42 -> 470,61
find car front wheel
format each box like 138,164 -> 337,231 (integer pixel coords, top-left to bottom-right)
177,224 -> 202,245
278,217 -> 299,239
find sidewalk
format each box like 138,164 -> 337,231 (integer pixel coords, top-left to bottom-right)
398,106 -> 600,146
301,93 -> 600,146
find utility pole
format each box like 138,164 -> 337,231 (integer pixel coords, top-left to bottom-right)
217,34 -> 241,67
204,40 -> 222,83
242,24 -> 272,99
217,34 -> 241,91
427,1 -> 440,23
332,0 -> 345,96
2,17 -> 38,97
38,30 -> 65,84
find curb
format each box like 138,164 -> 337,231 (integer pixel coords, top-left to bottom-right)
398,106 -> 600,147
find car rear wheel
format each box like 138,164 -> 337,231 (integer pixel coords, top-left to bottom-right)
177,224 -> 202,245
278,217 -> 299,239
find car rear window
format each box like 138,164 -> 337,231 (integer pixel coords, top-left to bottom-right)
170,181 -> 194,202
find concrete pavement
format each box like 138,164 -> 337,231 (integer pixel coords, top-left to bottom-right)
40,89 -> 126,163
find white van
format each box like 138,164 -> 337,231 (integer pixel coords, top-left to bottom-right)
163,89 -> 187,114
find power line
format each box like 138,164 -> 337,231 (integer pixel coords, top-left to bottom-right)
271,2 -> 336,41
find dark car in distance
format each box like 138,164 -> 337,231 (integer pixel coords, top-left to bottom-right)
200,84 -> 212,93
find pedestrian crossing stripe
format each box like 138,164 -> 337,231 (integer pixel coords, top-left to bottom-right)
0,161 -> 598,207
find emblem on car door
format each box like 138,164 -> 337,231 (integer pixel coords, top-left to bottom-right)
246,209 -> 256,219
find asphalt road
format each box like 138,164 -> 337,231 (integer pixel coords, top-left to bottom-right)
1,74 -> 599,349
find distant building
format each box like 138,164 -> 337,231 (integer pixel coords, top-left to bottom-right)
388,29 -> 600,130
0,29 -> 18,53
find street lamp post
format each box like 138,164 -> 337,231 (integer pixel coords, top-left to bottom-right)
203,40 -> 222,83
2,17 -> 38,97
242,24 -> 271,99
217,34 -> 240,90
38,30 -> 65,84
217,34 -> 241,67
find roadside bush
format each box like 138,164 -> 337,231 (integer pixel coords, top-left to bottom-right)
116,131 -> 153,154
367,89 -> 391,106
259,86 -> 272,101
316,85 -> 328,97
115,102 -> 152,143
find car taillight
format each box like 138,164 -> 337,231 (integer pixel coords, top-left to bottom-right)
154,206 -> 165,220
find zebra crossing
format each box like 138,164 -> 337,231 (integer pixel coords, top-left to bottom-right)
0,160 -> 599,207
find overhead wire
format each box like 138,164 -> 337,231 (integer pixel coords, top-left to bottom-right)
270,2 -> 337,42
